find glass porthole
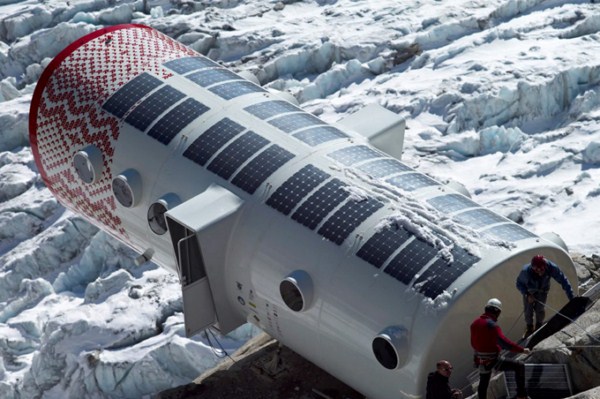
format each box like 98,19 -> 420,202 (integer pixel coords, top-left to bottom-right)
112,169 -> 142,208
147,194 -> 180,235
372,326 -> 409,370
73,145 -> 103,184
279,270 -> 313,312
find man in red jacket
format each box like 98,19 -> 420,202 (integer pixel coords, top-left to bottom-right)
470,298 -> 531,399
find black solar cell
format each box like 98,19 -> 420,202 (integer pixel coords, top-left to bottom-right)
318,197 -> 383,245
328,145 -> 385,166
385,172 -> 439,192
231,145 -> 295,194
125,86 -> 185,131
266,165 -> 330,215
102,73 -> 162,118
356,224 -> 412,268
148,98 -> 209,145
291,179 -> 349,230
244,100 -> 301,120
183,118 -> 245,165
207,131 -> 269,180
164,56 -> 219,74
268,113 -> 325,134
209,81 -> 265,100
293,126 -> 348,146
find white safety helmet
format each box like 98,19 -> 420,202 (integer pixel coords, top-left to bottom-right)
486,298 -> 502,312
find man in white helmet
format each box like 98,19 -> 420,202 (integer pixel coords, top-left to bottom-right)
470,298 -> 531,399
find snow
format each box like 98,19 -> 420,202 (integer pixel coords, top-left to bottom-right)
0,0 -> 599,397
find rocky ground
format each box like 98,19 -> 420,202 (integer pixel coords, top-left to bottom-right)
157,254 -> 600,399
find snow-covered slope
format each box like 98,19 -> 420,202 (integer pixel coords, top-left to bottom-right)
1,0 -> 599,398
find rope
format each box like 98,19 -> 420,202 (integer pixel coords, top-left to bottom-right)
534,298 -> 600,344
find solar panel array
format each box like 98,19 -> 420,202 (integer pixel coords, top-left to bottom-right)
124,86 -> 185,132
385,172 -> 439,192
413,247 -> 478,298
328,145 -> 385,166
231,145 -> 294,194
384,237 -> 439,285
452,208 -> 508,230
207,131 -> 269,180
357,158 -> 412,178
181,117 -> 295,194
427,194 -> 479,214
482,223 -> 537,242
268,112 -> 325,134
356,225 -> 412,269
164,56 -> 219,74
183,118 -> 245,166
102,73 -> 210,146
186,68 -> 240,87
209,81 -> 266,100
317,198 -> 383,245
102,73 -> 162,118
267,165 -> 331,215
293,126 -> 348,146
244,101 -> 301,120
292,179 -> 350,230
147,98 -> 209,145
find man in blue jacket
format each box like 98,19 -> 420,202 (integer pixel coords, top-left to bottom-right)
516,255 -> 574,338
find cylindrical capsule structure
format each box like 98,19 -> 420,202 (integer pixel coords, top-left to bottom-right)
29,25 -> 577,399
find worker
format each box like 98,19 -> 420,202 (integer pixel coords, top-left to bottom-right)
425,360 -> 463,399
516,254 -> 574,338
470,298 -> 531,399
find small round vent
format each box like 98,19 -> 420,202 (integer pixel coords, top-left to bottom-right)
279,270 -> 313,312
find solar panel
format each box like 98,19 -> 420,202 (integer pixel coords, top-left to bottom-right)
293,126 -> 348,146
357,158 -> 412,178
163,56 -> 219,74
268,113 -> 325,134
413,246 -> 479,298
356,225 -> 412,269
427,194 -> 479,214
102,73 -> 162,118
452,208 -> 508,229
266,165 -> 330,215
231,144 -> 295,194
207,131 -> 269,180
386,172 -> 439,192
147,98 -> 209,145
384,238 -> 439,285
183,118 -> 245,166
186,68 -> 241,87
124,86 -> 185,131
209,80 -> 266,100
317,198 -> 384,245
244,100 -> 301,120
482,223 -> 538,242
291,179 -> 349,230
328,145 -> 385,166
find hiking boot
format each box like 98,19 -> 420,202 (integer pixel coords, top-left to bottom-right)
523,324 -> 534,339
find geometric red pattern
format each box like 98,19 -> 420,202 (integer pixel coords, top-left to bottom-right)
29,24 -> 196,244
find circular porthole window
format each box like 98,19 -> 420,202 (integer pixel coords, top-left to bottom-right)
73,145 -> 103,184
279,270 -> 313,312
372,326 -> 409,370
112,169 -> 142,208
147,194 -> 180,235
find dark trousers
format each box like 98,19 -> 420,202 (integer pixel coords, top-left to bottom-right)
478,357 -> 526,399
